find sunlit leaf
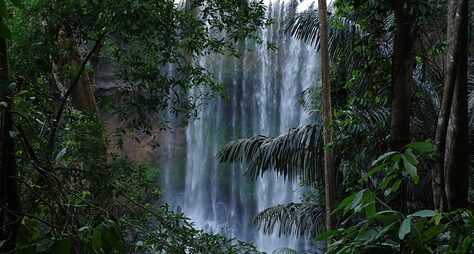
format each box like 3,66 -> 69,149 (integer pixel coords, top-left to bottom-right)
410,210 -> 438,218
398,217 -> 411,240
372,151 -> 398,166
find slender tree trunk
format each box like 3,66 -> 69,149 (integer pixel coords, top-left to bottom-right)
435,0 -> 469,211
0,38 -> 21,253
318,0 -> 336,232
389,2 -> 416,152
389,1 -> 417,214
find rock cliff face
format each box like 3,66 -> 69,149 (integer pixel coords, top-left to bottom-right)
93,57 -> 185,164
93,57 -> 126,92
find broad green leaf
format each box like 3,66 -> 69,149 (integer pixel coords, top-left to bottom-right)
391,153 -> 401,163
351,189 -> 365,210
403,148 -> 418,165
398,217 -> 411,240
0,240 -> 5,248
392,179 -> 401,192
334,193 -> 354,214
315,229 -> 340,241
371,151 -> 397,166
359,228 -> 377,243
434,212 -> 442,225
422,224 -> 446,241
92,226 -> 103,250
376,210 -> 401,225
402,154 -> 417,180
364,191 -> 376,219
102,222 -> 126,254
405,141 -> 435,153
379,173 -> 396,190
410,210 -> 438,218
360,162 -> 387,182
462,236 -> 474,252
376,222 -> 396,240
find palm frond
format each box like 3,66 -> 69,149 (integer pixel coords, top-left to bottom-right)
284,9 -> 367,72
285,9 -> 398,99
217,125 -> 323,182
300,84 -> 322,119
467,60 -> 474,128
284,9 -> 364,49
216,135 -> 270,164
272,247 -> 299,254
251,202 -> 324,237
467,60 -> 474,161
247,125 -> 323,182
412,63 -> 441,139
352,106 -> 390,132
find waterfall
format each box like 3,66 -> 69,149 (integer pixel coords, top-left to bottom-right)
160,1 -> 320,252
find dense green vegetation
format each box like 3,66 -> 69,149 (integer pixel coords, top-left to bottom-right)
0,0 -> 473,253
0,0 -> 267,253
218,0 -> 474,253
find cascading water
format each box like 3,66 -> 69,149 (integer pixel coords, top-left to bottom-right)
160,1 -> 320,252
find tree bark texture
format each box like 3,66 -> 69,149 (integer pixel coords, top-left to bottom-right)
389,2 -> 417,152
53,27 -> 99,113
0,38 -> 21,253
318,0 -> 336,232
436,0 -> 469,211
433,0 -> 468,211
388,1 -> 417,214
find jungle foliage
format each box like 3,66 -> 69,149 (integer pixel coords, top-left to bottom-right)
218,0 -> 474,253
0,0 -> 268,253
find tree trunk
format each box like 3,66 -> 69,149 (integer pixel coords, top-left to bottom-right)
53,26 -> 99,113
318,0 -> 336,232
433,0 -> 468,211
437,0 -> 469,211
389,2 -> 416,152
389,1 -> 417,214
0,38 -> 21,253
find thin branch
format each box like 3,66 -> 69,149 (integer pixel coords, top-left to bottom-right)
46,31 -> 107,157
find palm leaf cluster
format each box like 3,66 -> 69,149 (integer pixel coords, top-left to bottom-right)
300,84 -> 322,117
251,202 -> 324,237
468,60 -> 474,128
284,9 -> 366,73
217,125 -> 323,183
285,8 -> 397,105
271,247 -> 299,254
345,106 -> 390,132
412,63 -> 441,139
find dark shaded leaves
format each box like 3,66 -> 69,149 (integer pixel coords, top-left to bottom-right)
217,125 -> 323,183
